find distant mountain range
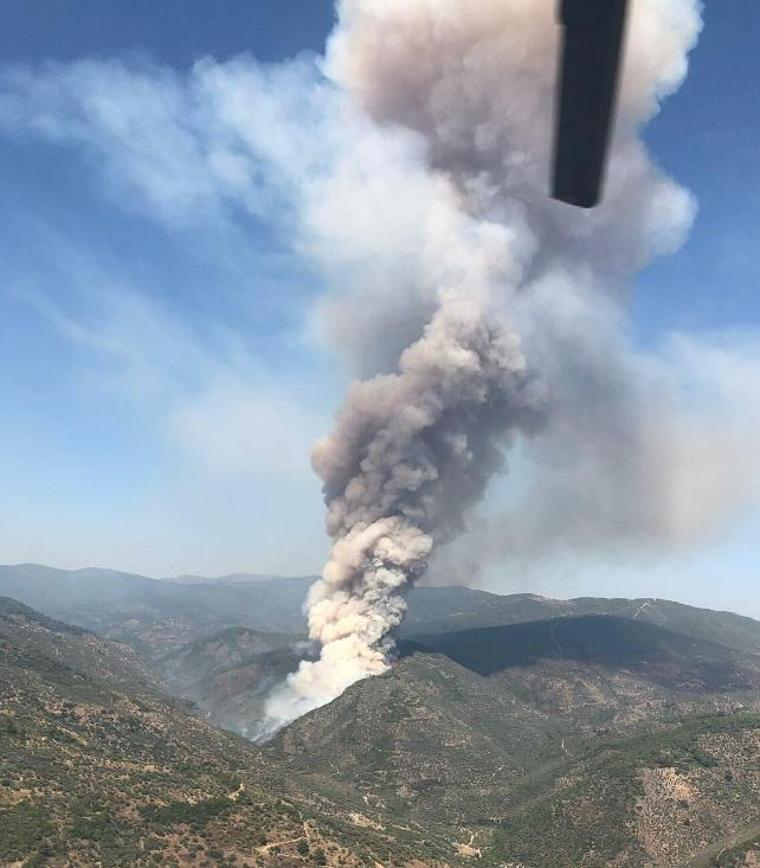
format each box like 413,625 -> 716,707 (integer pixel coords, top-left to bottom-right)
0,563 -> 316,652
163,572 -> 305,586
5,562 -> 760,653
3,563 -> 760,865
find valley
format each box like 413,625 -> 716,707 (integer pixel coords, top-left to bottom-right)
2,565 -> 760,866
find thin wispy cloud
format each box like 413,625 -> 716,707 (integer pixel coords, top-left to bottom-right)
24,256 -> 326,482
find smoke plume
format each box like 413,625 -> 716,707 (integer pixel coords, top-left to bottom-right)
4,0 -> 759,728
264,0 -> 706,728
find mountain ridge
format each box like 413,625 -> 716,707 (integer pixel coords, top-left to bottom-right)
4,583 -> 760,865
0,595 -> 448,866
4,562 -> 760,650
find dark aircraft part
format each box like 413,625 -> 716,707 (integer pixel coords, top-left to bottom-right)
552,0 -> 629,208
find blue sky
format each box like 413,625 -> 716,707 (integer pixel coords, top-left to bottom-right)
0,1 -> 758,615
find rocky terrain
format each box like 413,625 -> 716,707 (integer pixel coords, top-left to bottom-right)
3,564 -> 760,865
0,596 -> 451,866
275,618 -> 760,865
157,627 -> 312,738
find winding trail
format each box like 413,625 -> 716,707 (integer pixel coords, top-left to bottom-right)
632,600 -> 652,620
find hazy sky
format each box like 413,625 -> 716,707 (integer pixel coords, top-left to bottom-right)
0,2 -> 759,615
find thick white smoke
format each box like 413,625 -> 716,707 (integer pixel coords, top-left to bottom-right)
6,0 -> 742,731
264,0 -> 707,728
267,285 -> 545,722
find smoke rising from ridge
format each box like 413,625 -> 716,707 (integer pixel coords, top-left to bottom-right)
6,0 -> 755,728
263,0 -> 710,728
268,287 -> 545,721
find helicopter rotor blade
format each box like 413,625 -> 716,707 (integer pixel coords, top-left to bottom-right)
552,0 -> 629,208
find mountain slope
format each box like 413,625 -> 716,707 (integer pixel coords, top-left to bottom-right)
5,564 -> 760,699
0,595 -> 159,689
274,616 -> 760,866
157,627 -> 312,737
400,587 -> 760,655
5,586 -> 760,866
0,597 -> 455,867
5,563 -> 760,660
402,615 -> 760,690
0,564 -> 313,654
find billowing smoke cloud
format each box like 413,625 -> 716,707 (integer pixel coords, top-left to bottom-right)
267,280 -> 545,721
430,326 -> 760,590
264,0 -> 708,728
7,0 -> 757,730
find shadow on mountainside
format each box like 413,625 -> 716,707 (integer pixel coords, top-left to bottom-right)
400,615 -> 760,691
